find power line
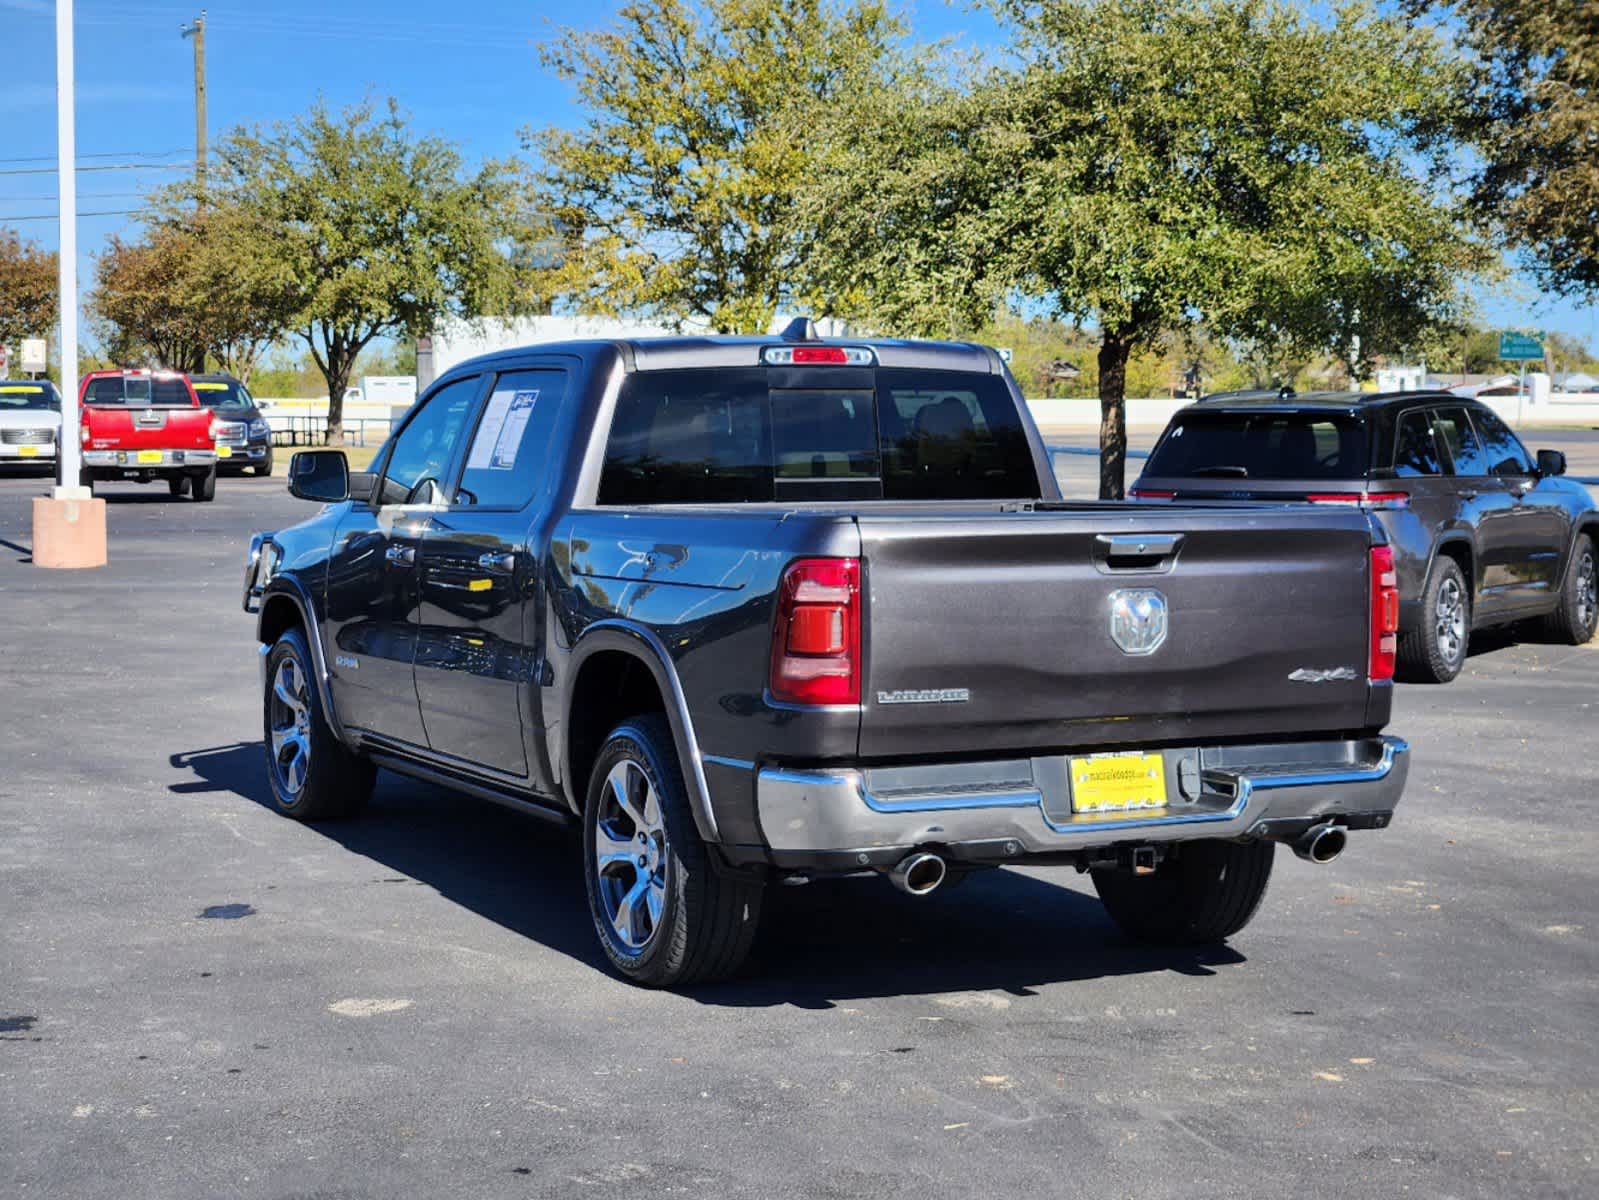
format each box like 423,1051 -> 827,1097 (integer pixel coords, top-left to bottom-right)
0,150 -> 190,165
0,210 -> 148,223
0,163 -> 193,177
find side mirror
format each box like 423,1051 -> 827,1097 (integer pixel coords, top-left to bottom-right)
1536,449 -> 1566,477
287,450 -> 350,502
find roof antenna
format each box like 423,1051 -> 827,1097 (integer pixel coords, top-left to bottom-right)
779,316 -> 819,342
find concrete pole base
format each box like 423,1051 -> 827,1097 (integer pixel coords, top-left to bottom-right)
31,495 -> 107,569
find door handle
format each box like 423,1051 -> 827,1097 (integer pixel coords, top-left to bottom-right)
477,551 -> 516,574
385,544 -> 416,566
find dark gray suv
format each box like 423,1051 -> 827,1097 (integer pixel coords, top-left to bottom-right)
1131,391 -> 1599,682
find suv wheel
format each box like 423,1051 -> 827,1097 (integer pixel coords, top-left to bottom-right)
583,715 -> 763,987
1542,534 -> 1599,645
1398,555 -> 1469,683
1092,840 -> 1274,944
263,627 -> 373,820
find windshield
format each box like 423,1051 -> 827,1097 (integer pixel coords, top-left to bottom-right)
1144,410 -> 1368,480
82,375 -> 194,406
0,383 -> 58,412
191,379 -> 252,410
598,367 -> 1041,504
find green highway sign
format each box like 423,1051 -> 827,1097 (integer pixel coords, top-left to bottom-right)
1499,331 -> 1544,361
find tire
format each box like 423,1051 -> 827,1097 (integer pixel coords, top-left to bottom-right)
1397,555 -> 1469,683
582,715 -> 763,987
191,465 -> 217,502
1092,839 -> 1274,945
254,451 -> 274,477
167,475 -> 190,498
262,626 -> 374,820
1540,534 -> 1598,646
77,467 -> 95,496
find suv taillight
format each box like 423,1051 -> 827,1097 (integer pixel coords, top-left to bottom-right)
1370,545 -> 1399,681
769,557 -> 860,705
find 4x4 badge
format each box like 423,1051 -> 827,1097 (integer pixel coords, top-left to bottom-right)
1109,589 -> 1168,656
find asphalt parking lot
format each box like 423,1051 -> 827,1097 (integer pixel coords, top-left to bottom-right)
2,466 -> 1596,1199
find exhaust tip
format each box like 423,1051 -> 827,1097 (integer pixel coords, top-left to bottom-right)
1293,823 -> 1347,864
889,852 -> 947,896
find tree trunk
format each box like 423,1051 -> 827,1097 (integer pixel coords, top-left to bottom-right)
1097,333 -> 1132,500
324,368 -> 347,447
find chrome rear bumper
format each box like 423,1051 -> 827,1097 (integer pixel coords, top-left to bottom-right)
83,449 -> 217,469
755,736 -> 1407,862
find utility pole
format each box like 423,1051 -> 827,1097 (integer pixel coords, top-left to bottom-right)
180,11 -> 206,191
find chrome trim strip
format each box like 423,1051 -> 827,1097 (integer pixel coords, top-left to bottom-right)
703,754 -> 757,772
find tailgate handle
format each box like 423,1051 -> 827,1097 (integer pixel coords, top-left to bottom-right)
1094,533 -> 1184,572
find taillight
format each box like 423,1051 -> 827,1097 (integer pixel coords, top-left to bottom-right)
769,557 -> 861,705
1308,492 -> 1409,509
1128,486 -> 1175,501
1369,545 -> 1399,681
208,418 -> 222,440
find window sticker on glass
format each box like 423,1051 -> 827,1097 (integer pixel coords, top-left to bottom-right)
491,390 -> 538,469
467,388 -> 539,471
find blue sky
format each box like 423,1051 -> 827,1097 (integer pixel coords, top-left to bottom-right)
4,0 -> 1595,354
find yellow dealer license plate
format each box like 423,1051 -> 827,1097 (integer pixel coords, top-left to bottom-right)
216,446 -> 232,458
17,445 -> 39,457
1069,752 -> 1168,814
136,450 -> 163,464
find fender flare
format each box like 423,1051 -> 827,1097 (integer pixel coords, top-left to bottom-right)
561,620 -> 721,845
1426,533 -> 1476,592
1558,518 -> 1599,590
256,576 -> 352,746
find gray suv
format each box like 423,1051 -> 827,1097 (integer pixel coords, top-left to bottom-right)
1132,391 -> 1599,682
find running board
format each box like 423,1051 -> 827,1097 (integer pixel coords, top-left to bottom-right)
367,751 -> 573,828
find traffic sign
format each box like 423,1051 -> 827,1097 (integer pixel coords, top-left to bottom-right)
1498,332 -> 1544,361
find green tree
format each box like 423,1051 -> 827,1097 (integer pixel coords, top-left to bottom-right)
804,0 -> 1486,497
0,228 -> 59,355
89,226 -> 210,373
1411,2 -> 1599,300
527,0 -> 905,334
180,98 -> 521,441
90,204 -> 294,381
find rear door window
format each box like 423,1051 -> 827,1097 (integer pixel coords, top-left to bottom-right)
596,367 -> 1041,504
1432,407 -> 1489,476
1393,410 -> 1443,477
456,369 -> 570,509
1144,410 -> 1367,480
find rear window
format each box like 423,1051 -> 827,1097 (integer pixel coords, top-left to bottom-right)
1145,410 -> 1368,480
83,375 -> 193,406
597,367 -> 1040,505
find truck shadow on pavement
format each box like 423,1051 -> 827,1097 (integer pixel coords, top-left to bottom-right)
171,741 -> 1247,1008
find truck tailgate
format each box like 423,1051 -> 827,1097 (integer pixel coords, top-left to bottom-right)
857,506 -> 1376,759
83,405 -> 213,450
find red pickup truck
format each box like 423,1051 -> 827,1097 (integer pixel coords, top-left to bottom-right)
78,370 -> 219,500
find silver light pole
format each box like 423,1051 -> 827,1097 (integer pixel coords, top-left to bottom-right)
55,0 -> 83,498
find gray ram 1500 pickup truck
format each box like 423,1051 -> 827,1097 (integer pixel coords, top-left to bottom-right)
243,325 -> 1409,986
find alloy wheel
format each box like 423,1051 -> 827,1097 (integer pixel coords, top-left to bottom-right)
1436,576 -> 1466,664
269,655 -> 312,797
1577,551 -> 1597,633
593,758 -> 669,952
